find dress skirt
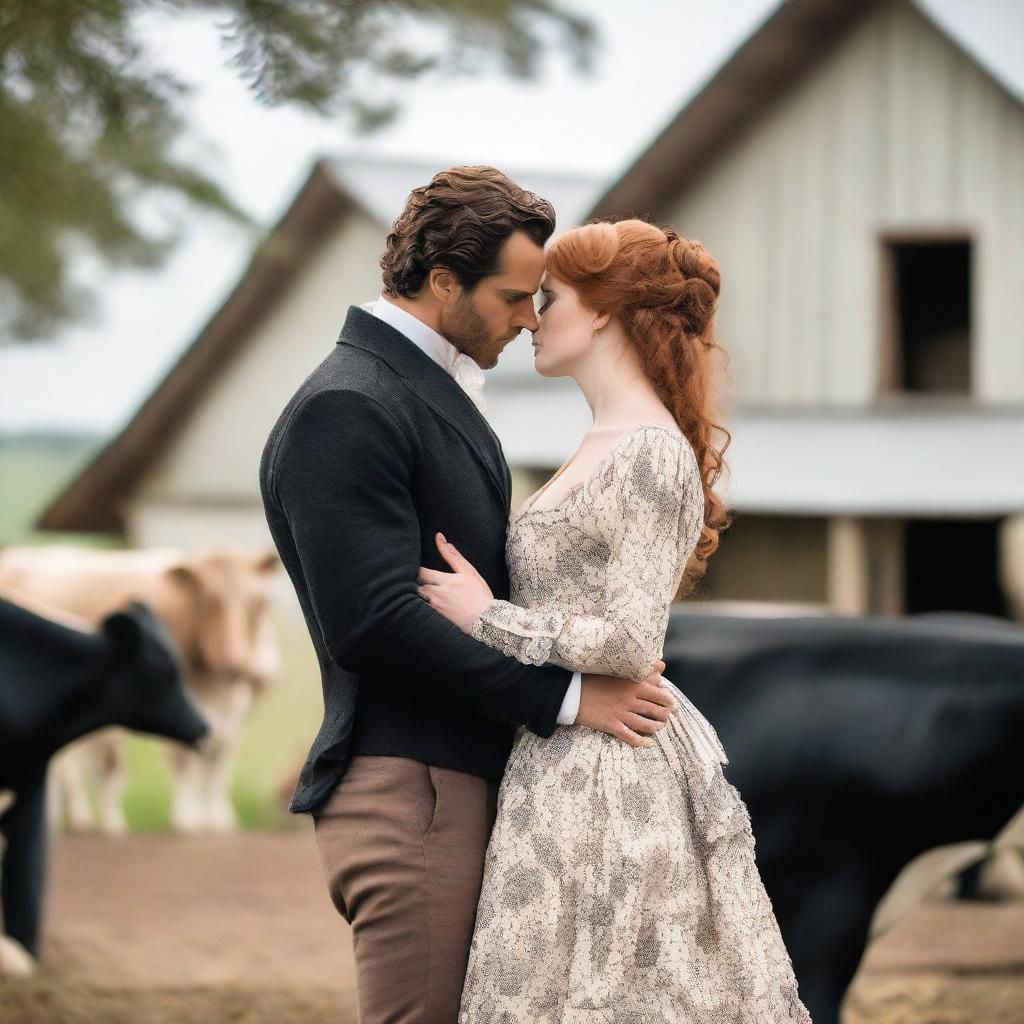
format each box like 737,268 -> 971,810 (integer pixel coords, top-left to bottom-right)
457,678 -> 814,1023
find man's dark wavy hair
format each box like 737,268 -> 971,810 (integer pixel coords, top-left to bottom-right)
380,166 -> 557,298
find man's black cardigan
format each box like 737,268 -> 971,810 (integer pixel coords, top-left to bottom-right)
259,304 -> 573,814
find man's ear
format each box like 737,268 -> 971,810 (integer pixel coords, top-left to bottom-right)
428,267 -> 459,304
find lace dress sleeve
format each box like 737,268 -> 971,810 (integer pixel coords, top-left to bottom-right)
469,428 -> 702,683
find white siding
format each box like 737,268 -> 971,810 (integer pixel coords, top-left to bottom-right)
661,0 -> 1024,407
135,210 -> 385,512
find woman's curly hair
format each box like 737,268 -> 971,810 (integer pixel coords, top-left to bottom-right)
381,166 -> 557,297
545,216 -> 734,598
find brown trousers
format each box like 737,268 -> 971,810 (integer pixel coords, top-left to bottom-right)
313,755 -> 499,1024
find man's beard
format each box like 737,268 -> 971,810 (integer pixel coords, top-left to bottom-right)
442,290 -> 493,367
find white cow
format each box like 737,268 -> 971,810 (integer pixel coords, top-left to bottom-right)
0,543 -> 281,835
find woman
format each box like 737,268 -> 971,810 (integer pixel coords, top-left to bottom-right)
416,217 -> 812,1021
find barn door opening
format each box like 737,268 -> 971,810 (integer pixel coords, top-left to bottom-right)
880,238 -> 972,394
903,517 -> 1008,617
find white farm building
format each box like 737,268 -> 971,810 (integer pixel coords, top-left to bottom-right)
39,0 -> 1024,621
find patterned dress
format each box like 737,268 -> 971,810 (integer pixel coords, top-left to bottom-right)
459,425 -> 812,1023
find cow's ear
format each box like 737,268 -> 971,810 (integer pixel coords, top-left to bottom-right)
167,563 -> 199,592
255,548 -> 279,575
101,605 -> 144,655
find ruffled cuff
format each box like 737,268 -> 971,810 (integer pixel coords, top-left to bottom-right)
469,599 -> 564,666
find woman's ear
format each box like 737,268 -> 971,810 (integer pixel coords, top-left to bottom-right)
592,310 -> 611,334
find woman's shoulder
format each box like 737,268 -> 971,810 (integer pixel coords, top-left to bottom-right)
613,423 -> 694,463
580,426 -> 701,542
603,424 -> 699,495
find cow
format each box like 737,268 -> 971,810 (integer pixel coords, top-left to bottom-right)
0,790 -> 33,976
0,592 -> 209,972
661,605 -> 1024,1024
0,543 -> 281,835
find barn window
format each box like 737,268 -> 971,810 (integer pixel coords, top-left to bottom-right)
882,239 -> 971,395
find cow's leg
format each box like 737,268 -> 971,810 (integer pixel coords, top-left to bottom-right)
205,742 -> 239,834
44,762 -> 64,834
56,744 -> 97,834
0,792 -> 36,977
1,770 -> 48,959
204,682 -> 251,834
164,675 -> 217,834
93,733 -> 129,836
168,742 -> 207,835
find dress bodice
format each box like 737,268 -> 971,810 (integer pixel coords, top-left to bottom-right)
469,425 -> 705,683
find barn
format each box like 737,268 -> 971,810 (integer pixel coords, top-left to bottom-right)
37,0 -> 1024,623
581,0 -> 1024,618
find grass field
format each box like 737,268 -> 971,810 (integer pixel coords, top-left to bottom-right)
0,434 -> 107,547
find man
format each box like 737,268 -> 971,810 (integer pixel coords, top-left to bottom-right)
258,165 -> 673,1022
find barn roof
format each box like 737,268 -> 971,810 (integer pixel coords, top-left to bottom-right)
585,0 -> 1024,221
36,157 -> 599,533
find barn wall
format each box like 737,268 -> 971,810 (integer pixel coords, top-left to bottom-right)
132,210 -> 385,520
698,514 -> 830,605
129,504 -> 270,552
661,0 -> 1024,407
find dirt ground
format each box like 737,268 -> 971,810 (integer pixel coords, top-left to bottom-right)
2,832 -> 1023,1023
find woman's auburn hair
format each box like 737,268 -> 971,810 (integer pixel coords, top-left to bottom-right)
545,216 -> 734,598
380,165 -> 556,298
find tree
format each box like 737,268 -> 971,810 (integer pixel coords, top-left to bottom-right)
0,0 -> 595,343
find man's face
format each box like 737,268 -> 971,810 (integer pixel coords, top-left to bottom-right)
440,228 -> 545,369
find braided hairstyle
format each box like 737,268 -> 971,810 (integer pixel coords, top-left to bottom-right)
544,216 -> 733,596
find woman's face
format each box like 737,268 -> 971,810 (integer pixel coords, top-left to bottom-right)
530,273 -> 597,377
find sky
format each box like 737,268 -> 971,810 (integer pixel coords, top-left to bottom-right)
1,0 -> 1021,435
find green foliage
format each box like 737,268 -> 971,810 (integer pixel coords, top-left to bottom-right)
0,0 -> 595,343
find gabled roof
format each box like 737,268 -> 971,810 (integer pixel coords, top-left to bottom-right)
586,0 -> 1024,220
36,157 -> 600,533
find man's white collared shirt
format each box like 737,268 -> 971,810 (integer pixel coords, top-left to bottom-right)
362,293 -> 486,414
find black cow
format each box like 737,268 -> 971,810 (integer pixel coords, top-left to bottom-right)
662,607 -> 1024,1024
0,596 -> 209,963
